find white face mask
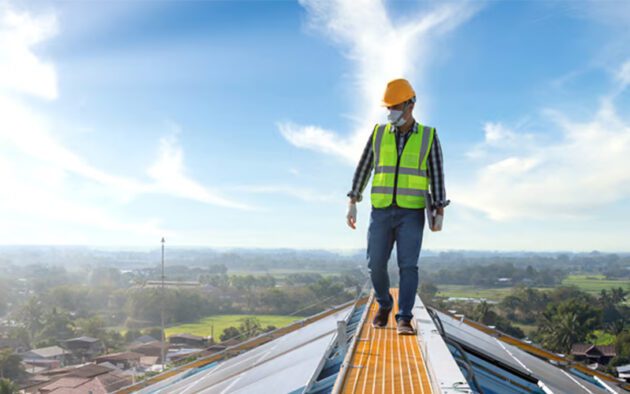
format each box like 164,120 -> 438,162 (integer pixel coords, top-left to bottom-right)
387,109 -> 406,126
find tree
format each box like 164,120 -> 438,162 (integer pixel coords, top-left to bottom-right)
0,378 -> 18,394
0,350 -> 23,381
615,330 -> 630,360
419,282 -> 438,303
474,301 -> 493,324
220,327 -> 241,342
37,308 -> 75,343
0,280 -> 9,317
75,316 -> 106,339
610,287 -> 627,305
535,299 -> 600,353
103,330 -> 125,353
124,329 -> 143,343
238,317 -> 262,338
13,296 -> 44,341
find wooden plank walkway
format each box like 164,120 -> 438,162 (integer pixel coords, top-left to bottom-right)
340,288 -> 433,394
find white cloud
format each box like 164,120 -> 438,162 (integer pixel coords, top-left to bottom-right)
278,122 -> 353,161
617,60 -> 630,90
456,73 -> 630,221
0,5 -> 58,99
230,185 -> 336,204
279,0 -> 481,163
147,129 -> 253,210
0,4 -> 253,244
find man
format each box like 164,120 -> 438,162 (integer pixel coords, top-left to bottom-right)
346,78 -> 449,335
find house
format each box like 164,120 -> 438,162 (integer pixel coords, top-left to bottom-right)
95,351 -> 143,370
168,333 -> 207,348
37,376 -> 108,394
139,356 -> 159,369
37,371 -> 131,393
21,346 -> 69,366
617,364 -> 630,382
129,335 -> 157,347
167,348 -> 202,363
22,359 -> 62,372
62,336 -> 104,362
570,344 -> 617,365
129,340 -> 164,362
22,363 -> 132,394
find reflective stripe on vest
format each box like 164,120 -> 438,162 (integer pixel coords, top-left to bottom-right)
370,123 -> 434,209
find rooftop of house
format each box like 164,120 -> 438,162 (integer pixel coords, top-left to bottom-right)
169,333 -> 206,341
64,336 -> 101,344
95,352 -> 143,363
24,346 -> 68,359
129,335 -> 157,346
571,344 -> 617,357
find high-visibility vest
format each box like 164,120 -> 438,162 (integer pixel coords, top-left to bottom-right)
370,122 -> 435,209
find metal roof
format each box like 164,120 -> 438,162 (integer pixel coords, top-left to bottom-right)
134,306 -> 354,394
434,310 -> 628,394
123,291 -> 629,394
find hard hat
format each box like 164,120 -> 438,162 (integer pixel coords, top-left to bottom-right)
382,78 -> 415,107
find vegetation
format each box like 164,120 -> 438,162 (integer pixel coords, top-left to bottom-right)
561,274 -> 630,295
165,314 -> 300,339
0,247 -> 629,381
0,350 -> 23,382
433,284 -> 629,367
0,379 -> 18,394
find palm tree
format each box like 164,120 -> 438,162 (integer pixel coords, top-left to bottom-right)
474,301 -> 491,323
610,287 -> 627,305
537,299 -> 599,353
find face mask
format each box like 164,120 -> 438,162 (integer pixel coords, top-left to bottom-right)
387,109 -> 406,126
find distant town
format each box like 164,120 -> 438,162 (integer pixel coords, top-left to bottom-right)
0,246 -> 628,392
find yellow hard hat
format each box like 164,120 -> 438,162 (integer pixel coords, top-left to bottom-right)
382,78 -> 415,107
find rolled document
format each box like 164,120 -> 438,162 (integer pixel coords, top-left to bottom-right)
424,192 -> 444,231
433,213 -> 443,232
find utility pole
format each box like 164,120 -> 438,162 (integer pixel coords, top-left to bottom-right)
160,237 -> 166,371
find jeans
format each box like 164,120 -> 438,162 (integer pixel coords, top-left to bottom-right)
367,205 -> 425,322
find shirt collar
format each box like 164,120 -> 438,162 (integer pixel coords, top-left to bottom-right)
391,121 -> 418,134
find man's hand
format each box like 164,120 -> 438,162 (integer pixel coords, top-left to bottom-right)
346,200 -> 357,229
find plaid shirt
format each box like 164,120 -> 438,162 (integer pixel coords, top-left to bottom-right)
347,121 -> 449,209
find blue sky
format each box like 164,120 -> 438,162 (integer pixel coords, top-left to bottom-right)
1,0 -> 629,251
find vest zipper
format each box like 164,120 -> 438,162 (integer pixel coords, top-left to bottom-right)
393,155 -> 401,205
393,135 -> 403,206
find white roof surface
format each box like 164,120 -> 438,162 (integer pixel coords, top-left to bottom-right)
436,310 -> 626,394
136,306 -> 353,394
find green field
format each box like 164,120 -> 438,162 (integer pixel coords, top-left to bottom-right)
436,285 -> 531,301
164,314 -> 303,340
561,274 -> 630,295
436,274 -> 629,303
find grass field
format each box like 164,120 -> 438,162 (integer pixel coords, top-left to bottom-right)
561,274 -> 630,295
436,285 -> 548,301
164,314 -> 303,340
436,274 -> 629,303
513,323 -> 538,337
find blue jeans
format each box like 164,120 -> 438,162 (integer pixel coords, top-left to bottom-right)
367,205 -> 425,322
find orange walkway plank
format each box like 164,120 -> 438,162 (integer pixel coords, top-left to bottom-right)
340,288 -> 433,394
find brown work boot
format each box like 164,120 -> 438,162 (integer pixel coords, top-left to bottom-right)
372,305 -> 392,328
397,319 -> 415,335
